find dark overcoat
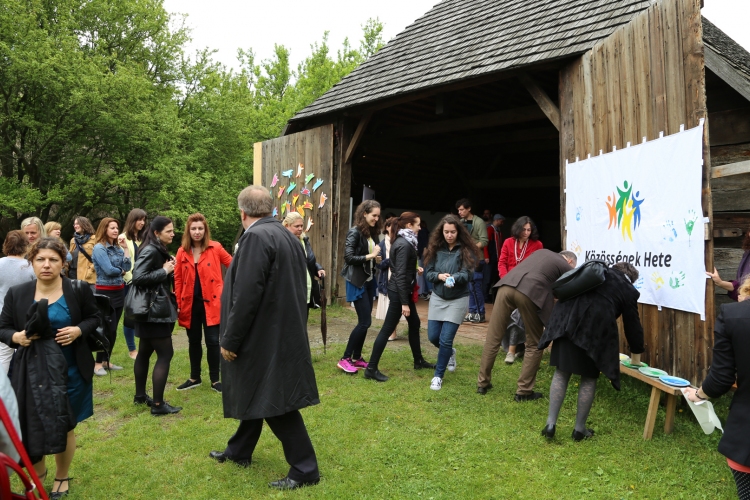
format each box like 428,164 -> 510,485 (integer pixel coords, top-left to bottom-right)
539,268 -> 644,390
220,217 -> 319,420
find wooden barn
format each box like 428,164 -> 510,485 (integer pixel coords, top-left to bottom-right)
253,0 -> 750,384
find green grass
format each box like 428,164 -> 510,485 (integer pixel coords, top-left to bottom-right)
30,325 -> 736,499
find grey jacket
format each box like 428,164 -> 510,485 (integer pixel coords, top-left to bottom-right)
425,243 -> 472,300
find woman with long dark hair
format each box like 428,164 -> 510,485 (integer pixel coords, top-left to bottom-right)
497,215 -> 543,364
119,208 -> 148,359
91,217 -> 131,375
707,229 -> 750,301
131,216 -> 181,415
338,200 -> 382,374
69,216 -> 97,288
423,215 -> 480,390
174,213 -> 232,393
365,212 -> 435,382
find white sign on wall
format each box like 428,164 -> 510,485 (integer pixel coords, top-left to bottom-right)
565,122 -> 706,319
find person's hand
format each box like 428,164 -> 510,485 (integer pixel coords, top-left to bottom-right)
367,250 -> 380,261
11,331 -> 37,347
56,326 -> 82,346
163,260 -> 175,274
221,347 -> 237,362
317,269 -> 326,278
118,236 -> 128,250
438,273 -> 451,282
401,305 -> 410,317
706,267 -> 721,284
684,387 -> 705,403
375,254 -> 382,265
417,266 -> 424,276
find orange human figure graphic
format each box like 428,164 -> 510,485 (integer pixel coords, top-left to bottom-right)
606,192 -> 617,229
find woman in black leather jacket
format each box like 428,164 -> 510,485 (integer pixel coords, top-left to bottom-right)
365,212 -> 435,382
338,200 -> 382,374
130,216 -> 181,416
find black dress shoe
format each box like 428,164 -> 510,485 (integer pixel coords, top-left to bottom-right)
476,383 -> 493,395
572,428 -> 595,441
269,476 -> 320,490
414,358 -> 436,370
541,424 -> 556,439
151,401 -> 182,415
209,450 -> 251,467
363,367 -> 389,382
133,394 -> 154,407
514,392 -> 544,402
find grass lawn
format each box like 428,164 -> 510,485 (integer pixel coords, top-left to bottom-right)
30,310 -> 736,499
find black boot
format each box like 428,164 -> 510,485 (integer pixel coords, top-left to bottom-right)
541,424 -> 556,439
364,367 -> 389,382
151,401 -> 182,416
414,358 -> 436,370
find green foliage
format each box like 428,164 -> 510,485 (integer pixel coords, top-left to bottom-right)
0,0 -> 384,247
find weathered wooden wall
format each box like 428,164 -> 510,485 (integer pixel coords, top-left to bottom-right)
257,125 -> 335,299
559,0 -> 712,383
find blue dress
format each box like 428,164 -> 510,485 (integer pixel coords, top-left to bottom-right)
48,297 -> 94,423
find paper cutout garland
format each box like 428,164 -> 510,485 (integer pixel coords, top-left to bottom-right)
306,216 -> 314,232
285,201 -> 291,215
281,169 -> 293,178
286,183 -> 296,194
272,207 -> 278,217
281,203 -> 286,215
296,163 -> 304,178
312,178 -> 324,192
271,173 -> 279,187
302,201 -> 313,210
296,205 -> 305,217
277,186 -> 285,199
300,187 -> 310,196
318,192 -> 327,209
292,194 -> 299,206
305,173 -> 314,185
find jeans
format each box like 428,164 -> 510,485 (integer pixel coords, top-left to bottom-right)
369,290 -> 423,369
427,320 -> 460,378
342,280 -> 377,360
122,284 -> 137,351
468,262 -> 485,315
186,300 -> 221,383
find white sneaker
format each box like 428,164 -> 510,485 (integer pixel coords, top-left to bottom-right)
430,377 -> 443,391
505,351 -> 515,365
447,348 -> 457,372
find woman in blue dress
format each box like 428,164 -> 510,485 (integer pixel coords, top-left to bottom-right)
0,237 -> 99,499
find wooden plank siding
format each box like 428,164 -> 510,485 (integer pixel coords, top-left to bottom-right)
258,125 -> 335,300
559,0 -> 712,384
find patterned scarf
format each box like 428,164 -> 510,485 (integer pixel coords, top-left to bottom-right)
398,228 -> 418,252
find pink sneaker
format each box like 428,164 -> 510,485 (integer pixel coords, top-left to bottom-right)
337,358 -> 357,373
352,358 -> 369,370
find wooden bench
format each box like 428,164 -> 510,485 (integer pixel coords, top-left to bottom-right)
620,364 -> 688,440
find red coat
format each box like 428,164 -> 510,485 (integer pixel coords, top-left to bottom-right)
174,241 -> 233,328
498,237 -> 543,277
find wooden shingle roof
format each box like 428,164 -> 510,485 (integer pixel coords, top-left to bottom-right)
702,17 -> 750,101
291,0 -> 652,122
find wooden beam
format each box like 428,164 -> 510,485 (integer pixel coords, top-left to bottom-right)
384,106 -> 546,138
708,107 -> 750,146
519,73 -> 561,131
343,113 -> 372,164
468,176 -> 559,189
439,126 -> 559,148
705,46 -> 750,102
711,159 -> 750,178
253,142 -> 263,185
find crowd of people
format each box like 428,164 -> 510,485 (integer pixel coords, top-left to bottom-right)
0,188 -> 748,497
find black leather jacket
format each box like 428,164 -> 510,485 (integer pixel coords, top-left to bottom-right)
387,235 -> 418,304
132,243 -> 176,323
341,227 -> 373,288
303,236 -> 323,307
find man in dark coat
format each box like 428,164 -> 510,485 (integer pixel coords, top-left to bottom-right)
210,185 -> 320,491
477,249 -> 576,399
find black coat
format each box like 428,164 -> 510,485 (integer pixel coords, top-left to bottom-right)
302,236 -> 323,308
701,300 -> 750,466
539,268 -> 644,390
0,278 -> 98,458
220,217 -> 319,420
341,227 -> 374,288
131,243 -> 176,324
388,235 -> 418,304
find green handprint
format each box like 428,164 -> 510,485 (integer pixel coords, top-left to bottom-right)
651,272 -> 664,291
669,271 -> 686,289
684,210 -> 698,247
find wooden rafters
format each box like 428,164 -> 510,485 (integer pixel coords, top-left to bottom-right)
343,113 -> 372,164
711,159 -> 750,179
518,73 -> 561,131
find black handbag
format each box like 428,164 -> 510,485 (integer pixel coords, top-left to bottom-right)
124,284 -> 152,322
149,284 -> 177,322
71,280 -> 112,354
552,259 -> 607,302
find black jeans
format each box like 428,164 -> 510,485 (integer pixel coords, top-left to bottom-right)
186,301 -> 220,383
97,305 -> 123,364
342,280 -> 376,360
368,290 -> 423,369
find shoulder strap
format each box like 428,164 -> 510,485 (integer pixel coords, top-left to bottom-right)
76,241 -> 93,262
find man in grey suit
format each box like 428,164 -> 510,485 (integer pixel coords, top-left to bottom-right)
477,249 -> 577,400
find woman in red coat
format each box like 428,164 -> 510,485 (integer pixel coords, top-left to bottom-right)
497,216 -> 543,364
173,213 -> 232,393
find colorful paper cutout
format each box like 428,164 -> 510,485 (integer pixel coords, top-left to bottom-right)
271,173 -> 279,187
306,216 -> 314,232
277,186 -> 285,199
300,187 -> 311,196
282,169 -> 293,178
305,173 -> 314,185
313,178 -> 324,192
292,194 -> 299,206
302,201 -> 313,210
281,203 -> 286,215
296,163 -> 304,178
286,182 -> 296,194
272,207 -> 278,217
318,192 -> 327,209
296,206 -> 305,217
285,201 -> 292,214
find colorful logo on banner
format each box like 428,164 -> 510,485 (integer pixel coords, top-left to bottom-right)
605,181 -> 645,241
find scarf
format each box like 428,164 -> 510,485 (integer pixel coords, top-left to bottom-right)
73,233 -> 91,246
398,228 -> 418,252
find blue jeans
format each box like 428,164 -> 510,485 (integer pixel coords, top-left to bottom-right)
342,280 -> 377,360
468,263 -> 485,315
428,320 -> 460,378
123,284 -> 137,351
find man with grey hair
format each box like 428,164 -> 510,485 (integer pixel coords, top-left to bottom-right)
477,249 -> 576,400
211,185 -> 320,490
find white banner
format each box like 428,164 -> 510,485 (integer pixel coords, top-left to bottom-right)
565,122 -> 706,319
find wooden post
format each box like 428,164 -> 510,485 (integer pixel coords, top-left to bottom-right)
643,387 -> 661,440
333,117 -> 355,303
520,73 -> 561,130
253,142 -> 263,186
344,113 -> 372,165
664,394 -> 678,434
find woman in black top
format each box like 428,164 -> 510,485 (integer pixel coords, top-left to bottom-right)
131,216 -> 181,416
365,212 -> 435,382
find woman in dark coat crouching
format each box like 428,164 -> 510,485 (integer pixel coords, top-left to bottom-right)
538,262 -> 644,441
0,237 -> 99,498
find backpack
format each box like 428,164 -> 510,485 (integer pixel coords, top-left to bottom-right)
70,280 -> 113,354
552,259 -> 607,302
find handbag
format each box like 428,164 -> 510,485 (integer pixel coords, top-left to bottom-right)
124,284 -> 152,322
70,280 -> 112,354
149,284 -> 177,322
552,259 -> 607,302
